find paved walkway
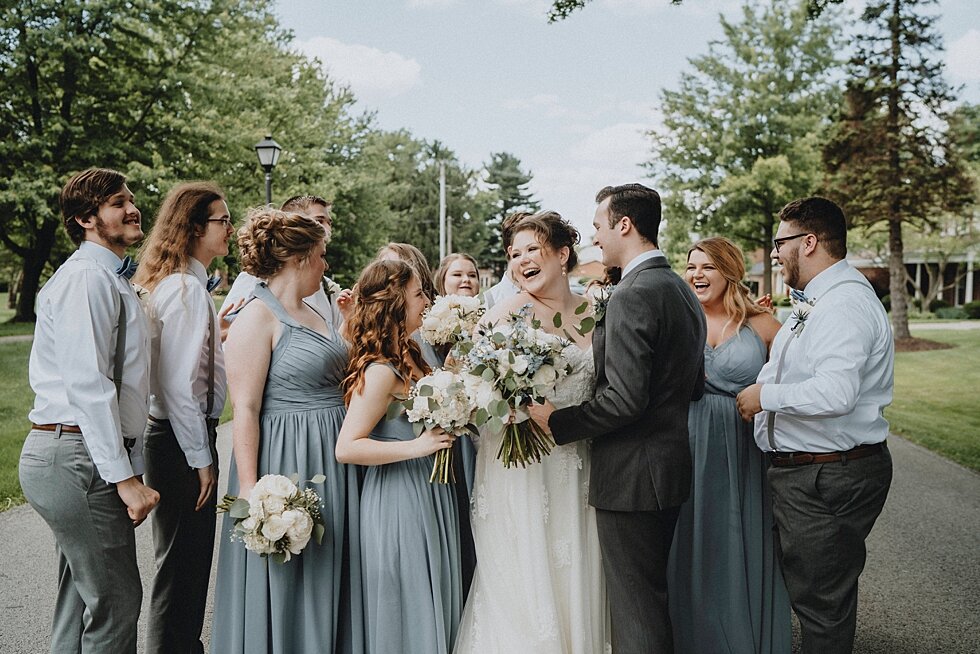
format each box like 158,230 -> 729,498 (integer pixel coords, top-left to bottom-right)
0,427 -> 976,652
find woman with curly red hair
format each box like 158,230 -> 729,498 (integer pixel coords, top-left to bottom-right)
336,259 -> 462,654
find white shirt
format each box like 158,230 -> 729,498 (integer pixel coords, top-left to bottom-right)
146,259 -> 227,468
225,270 -> 340,329
29,241 -> 151,483
754,260 -> 894,453
621,249 -> 665,278
482,274 -> 519,309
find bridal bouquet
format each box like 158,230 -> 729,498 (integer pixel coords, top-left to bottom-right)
217,473 -> 326,563
419,294 -> 485,350
391,369 -> 484,483
464,304 -> 571,468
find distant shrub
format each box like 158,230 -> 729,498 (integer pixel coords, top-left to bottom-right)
929,298 -> 951,312
962,301 -> 980,320
935,307 -> 967,320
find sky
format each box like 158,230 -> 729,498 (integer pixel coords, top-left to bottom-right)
274,0 -> 980,242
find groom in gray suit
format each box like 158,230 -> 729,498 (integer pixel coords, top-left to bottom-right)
532,184 -> 706,654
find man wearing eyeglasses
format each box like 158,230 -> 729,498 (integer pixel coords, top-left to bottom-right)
736,197 -> 894,654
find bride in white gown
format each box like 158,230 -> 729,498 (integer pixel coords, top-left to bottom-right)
454,212 -> 610,654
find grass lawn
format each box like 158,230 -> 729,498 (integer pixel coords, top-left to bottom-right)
887,328 -> 980,472
0,305 -> 35,337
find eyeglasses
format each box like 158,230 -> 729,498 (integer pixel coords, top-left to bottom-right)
207,218 -> 234,228
772,233 -> 809,253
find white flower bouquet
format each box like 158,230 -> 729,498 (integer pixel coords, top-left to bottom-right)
464,304 -> 571,468
389,369 -> 484,483
217,473 -> 326,563
419,294 -> 485,348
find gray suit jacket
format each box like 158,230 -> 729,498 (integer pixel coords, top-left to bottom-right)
550,256 -> 706,511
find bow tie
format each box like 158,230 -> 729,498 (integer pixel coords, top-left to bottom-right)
789,288 -> 809,304
116,256 -> 138,280
206,275 -> 221,293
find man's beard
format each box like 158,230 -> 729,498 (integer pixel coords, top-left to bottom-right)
95,215 -> 142,249
781,249 -> 800,290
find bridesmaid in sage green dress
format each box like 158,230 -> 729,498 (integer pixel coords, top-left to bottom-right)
336,259 -> 462,654
668,237 -> 791,654
211,209 -> 362,654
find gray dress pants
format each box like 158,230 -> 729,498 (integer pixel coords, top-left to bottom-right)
768,444 -> 893,654
19,428 -> 142,654
143,417 -> 219,654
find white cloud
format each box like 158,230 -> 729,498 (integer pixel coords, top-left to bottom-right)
947,29 -> 980,82
568,122 -> 651,168
503,93 -> 568,117
294,36 -> 422,104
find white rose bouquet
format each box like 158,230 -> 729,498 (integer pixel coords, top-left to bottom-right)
464,304 -> 571,468
390,369 -> 484,483
217,473 -> 326,563
419,294 -> 485,350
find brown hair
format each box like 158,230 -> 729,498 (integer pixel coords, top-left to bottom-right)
434,253 -> 481,295
342,259 -> 430,404
280,194 -> 331,214
501,211 -> 534,250
376,242 -> 437,302
132,182 -> 225,292
237,207 -> 325,279
511,210 -> 581,272
687,237 -> 768,330
595,184 -> 661,245
60,168 -> 128,245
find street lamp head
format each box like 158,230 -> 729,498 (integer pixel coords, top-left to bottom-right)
254,135 -> 282,171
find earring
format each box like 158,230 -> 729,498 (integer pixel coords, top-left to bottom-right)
561,266 -> 567,277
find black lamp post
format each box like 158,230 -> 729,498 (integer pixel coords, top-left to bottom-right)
254,134 -> 282,205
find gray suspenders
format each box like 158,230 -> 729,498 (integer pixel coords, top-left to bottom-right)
766,279 -> 869,451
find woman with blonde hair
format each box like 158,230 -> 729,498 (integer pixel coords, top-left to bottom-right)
132,181 -> 232,653
336,259 -> 462,654
668,236 -> 790,653
211,208 -> 363,654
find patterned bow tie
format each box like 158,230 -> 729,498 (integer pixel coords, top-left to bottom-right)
206,275 -> 221,293
789,288 -> 809,304
116,256 -> 138,280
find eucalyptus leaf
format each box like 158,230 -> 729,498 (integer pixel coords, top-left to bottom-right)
313,522 -> 325,546
229,498 -> 251,519
576,317 -> 596,336
413,421 -> 425,437
385,401 -> 404,420
418,385 -> 434,397
310,473 -> 326,484
574,301 -> 588,315
553,312 -> 563,328
288,473 -> 300,485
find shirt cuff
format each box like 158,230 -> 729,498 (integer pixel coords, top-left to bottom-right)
760,383 -> 780,413
183,446 -> 213,469
96,454 -> 137,485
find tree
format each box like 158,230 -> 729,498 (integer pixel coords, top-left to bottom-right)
647,0 -> 842,294
483,152 -> 539,276
822,0 -> 973,339
0,0 -> 383,318
546,0 -> 843,22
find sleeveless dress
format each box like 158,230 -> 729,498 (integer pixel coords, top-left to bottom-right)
667,325 -> 791,653
211,284 -> 363,654
454,345 -> 610,654
359,362 -> 462,654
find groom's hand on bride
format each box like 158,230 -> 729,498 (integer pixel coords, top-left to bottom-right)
528,401 -> 555,435
736,383 -> 764,421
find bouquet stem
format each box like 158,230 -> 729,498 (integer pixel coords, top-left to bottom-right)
496,419 -> 555,468
430,447 -> 455,484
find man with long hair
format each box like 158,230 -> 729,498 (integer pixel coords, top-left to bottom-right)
20,168 -> 160,653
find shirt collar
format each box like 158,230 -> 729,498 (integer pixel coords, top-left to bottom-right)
77,241 -> 125,271
622,249 -> 665,278
187,257 -> 209,286
802,259 -> 850,301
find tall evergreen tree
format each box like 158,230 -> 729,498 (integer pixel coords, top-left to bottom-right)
484,152 -> 539,276
648,0 -> 841,294
823,0 -> 973,339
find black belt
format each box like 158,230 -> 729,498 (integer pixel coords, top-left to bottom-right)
770,442 -> 884,467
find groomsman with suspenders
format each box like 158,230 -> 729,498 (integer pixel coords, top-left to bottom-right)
737,196 -> 894,654
20,168 -> 159,653
132,182 -> 233,653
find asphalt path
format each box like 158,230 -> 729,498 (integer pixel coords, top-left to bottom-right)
0,428 -> 977,653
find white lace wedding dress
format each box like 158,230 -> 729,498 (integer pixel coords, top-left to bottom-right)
453,345 -> 610,654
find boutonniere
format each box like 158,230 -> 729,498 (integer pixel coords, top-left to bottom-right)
591,284 -> 615,325
322,276 -> 342,299
789,296 -> 815,337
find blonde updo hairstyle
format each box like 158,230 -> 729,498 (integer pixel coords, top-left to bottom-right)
687,236 -> 768,330
237,207 -> 325,279
342,259 -> 430,404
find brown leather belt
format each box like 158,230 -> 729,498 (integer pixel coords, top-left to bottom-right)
770,442 -> 884,467
31,423 -> 82,434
